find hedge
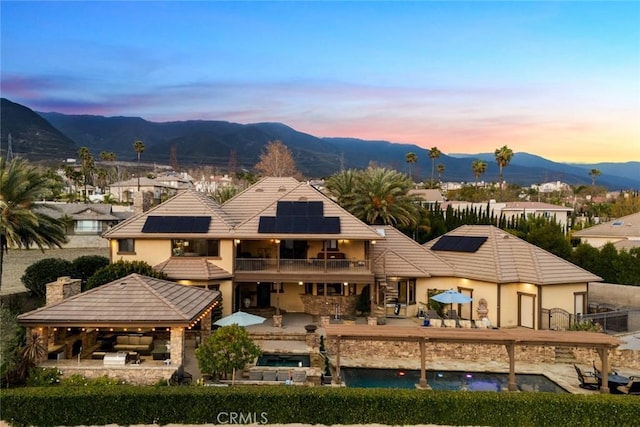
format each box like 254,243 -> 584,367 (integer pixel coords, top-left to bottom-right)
2,386 -> 639,426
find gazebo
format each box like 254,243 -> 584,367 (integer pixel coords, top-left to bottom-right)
18,274 -> 220,383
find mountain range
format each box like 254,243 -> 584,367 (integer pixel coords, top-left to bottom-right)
1,97 -> 638,189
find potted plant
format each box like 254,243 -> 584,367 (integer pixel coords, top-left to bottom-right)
322,354 -> 332,385
304,324 -> 318,333
319,335 -> 326,354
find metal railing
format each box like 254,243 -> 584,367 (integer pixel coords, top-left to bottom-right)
235,258 -> 370,273
541,307 -> 640,333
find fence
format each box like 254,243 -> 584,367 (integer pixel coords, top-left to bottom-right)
541,308 -> 640,333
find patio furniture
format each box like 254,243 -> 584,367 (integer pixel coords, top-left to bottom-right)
291,370 -> 307,383
443,319 -> 457,328
596,372 -> 630,393
616,377 -> 640,395
276,371 -> 291,382
574,364 -> 599,390
262,370 -> 277,381
103,351 -> 127,366
593,360 -> 618,376
425,309 -> 441,320
152,341 -> 171,360
429,318 -> 442,327
248,370 -> 263,381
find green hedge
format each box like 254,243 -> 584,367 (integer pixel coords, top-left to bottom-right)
1,386 -> 639,426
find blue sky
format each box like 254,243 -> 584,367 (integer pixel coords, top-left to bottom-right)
2,1 -> 639,163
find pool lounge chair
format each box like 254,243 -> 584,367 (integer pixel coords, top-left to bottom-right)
292,370 -> 307,383
262,370 -> 277,381
593,360 -> 618,377
425,310 -> 441,320
617,377 -> 640,395
574,364 -> 599,390
429,319 -> 443,328
248,370 -> 263,381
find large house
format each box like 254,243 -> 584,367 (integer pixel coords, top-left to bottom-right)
572,212 -> 640,250
102,177 -> 600,329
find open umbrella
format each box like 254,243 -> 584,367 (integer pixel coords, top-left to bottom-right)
430,289 -> 472,305
214,311 -> 266,327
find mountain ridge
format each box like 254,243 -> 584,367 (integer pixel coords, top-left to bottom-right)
1,98 -> 637,188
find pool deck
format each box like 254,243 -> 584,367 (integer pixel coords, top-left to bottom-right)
182,313 -> 638,394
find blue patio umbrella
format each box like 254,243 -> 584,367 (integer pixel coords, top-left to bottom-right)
431,289 -> 472,305
214,311 -> 266,327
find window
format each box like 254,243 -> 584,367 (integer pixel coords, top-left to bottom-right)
172,239 -> 219,257
75,220 -> 100,233
117,239 -> 135,253
326,239 -> 338,250
395,280 -> 416,305
317,283 -> 343,296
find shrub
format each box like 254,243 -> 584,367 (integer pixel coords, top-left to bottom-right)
26,367 -> 61,386
195,324 -> 261,381
21,258 -> 75,300
85,260 -> 166,289
71,255 -> 109,290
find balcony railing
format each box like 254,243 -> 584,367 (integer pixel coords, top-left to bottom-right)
235,258 -> 370,273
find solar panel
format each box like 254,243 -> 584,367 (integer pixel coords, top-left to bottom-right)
142,216 -> 211,233
258,201 -> 338,234
431,236 -> 487,252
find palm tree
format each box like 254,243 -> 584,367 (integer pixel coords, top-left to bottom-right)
405,152 -> 417,181
494,145 -> 514,199
0,158 -> 67,289
348,167 -> 419,227
589,169 -> 601,187
133,140 -> 145,191
428,147 -> 441,188
471,159 -> 487,185
437,163 -> 445,183
324,169 -> 359,208
78,147 -> 94,203
99,151 -> 118,186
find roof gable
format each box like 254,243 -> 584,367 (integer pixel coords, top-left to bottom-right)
103,190 -> 234,238
423,225 -> 602,285
18,274 -> 220,326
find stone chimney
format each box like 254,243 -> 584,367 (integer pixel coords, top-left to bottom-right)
46,276 -> 81,306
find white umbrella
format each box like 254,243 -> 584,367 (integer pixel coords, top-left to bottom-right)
214,311 -> 266,327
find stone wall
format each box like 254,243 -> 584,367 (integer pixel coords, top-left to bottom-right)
325,338 -> 640,371
590,283 -> 640,309
46,277 -> 81,306
57,365 -> 174,385
300,294 -> 358,316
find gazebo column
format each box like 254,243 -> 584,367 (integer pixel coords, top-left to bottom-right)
418,339 -> 429,389
333,336 -> 341,385
169,327 -> 185,367
201,310 -> 212,343
505,343 -> 517,391
597,348 -> 610,394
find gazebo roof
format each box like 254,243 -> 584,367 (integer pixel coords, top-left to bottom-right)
17,273 -> 220,327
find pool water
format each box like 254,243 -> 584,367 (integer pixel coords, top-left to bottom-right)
342,368 -> 567,393
256,353 -> 311,367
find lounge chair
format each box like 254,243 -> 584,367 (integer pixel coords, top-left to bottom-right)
574,364 -> 599,390
443,319 -> 457,328
276,371 -> 291,382
616,377 -> 640,395
474,320 -> 487,328
459,320 -> 473,328
429,319 -> 442,328
425,310 -> 441,320
593,360 -> 618,376
292,370 -> 307,383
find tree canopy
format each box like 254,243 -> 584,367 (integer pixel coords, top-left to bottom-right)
254,140 -> 301,178
195,324 -> 261,381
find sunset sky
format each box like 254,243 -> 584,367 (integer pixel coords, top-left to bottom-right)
2,1 -> 639,163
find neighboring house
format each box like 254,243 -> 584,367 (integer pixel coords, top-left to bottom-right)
154,172 -> 194,190
572,212 -> 640,250
107,177 -> 178,204
422,225 -> 601,329
408,189 -> 446,207
35,202 -> 133,248
102,177 -> 597,329
440,201 -> 573,232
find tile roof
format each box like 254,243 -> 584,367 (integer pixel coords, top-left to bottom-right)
17,274 -> 220,326
502,202 -> 573,211
423,225 -> 602,285
370,226 -> 453,278
230,178 -> 381,240
102,189 -> 235,238
573,212 -> 640,239
154,258 -> 232,280
35,203 -> 121,221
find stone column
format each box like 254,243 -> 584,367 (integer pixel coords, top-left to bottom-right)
170,327 -> 185,367
201,310 -> 212,343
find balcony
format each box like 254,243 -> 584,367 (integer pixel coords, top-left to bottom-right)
234,258 -> 373,283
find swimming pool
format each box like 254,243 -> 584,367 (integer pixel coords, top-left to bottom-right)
341,367 -> 567,393
256,353 -> 311,368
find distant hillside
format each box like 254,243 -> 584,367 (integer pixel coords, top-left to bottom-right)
0,98 -> 77,161
1,98 -> 637,188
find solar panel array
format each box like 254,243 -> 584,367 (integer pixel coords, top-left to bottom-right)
142,216 -> 211,233
258,201 -> 341,234
431,235 -> 488,253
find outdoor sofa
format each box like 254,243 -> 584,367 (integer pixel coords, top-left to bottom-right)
113,335 -> 154,355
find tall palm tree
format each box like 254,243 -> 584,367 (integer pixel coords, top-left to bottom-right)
349,167 -> 419,227
133,140 -> 145,191
428,147 -> 441,188
471,159 -> 487,185
0,158 -> 67,289
589,169 -> 601,187
78,147 -> 94,203
405,152 -> 417,181
494,145 -> 514,199
324,169 -> 359,208
437,163 -> 445,183
99,151 -> 118,186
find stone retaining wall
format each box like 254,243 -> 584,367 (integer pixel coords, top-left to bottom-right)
325,338 -> 640,371
56,366 -> 174,385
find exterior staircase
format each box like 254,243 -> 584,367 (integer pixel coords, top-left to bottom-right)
554,346 -> 575,364
373,283 -> 401,320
